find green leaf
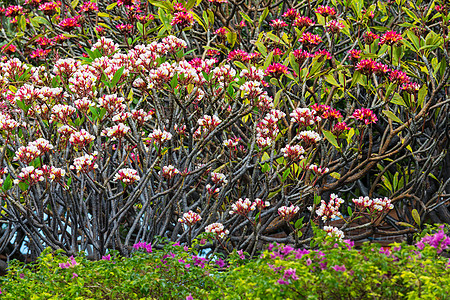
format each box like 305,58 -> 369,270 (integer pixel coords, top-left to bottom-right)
239,12 -> 254,25
323,130 -> 340,149
106,2 -> 117,10
282,168 -> 291,182
382,110 -> 403,124
263,51 -> 273,71
98,12 -> 110,18
412,209 -> 421,226
417,84 -> 427,108
347,206 -> 353,217
396,221 -> 415,228
71,0 -> 79,9
258,7 -> 269,28
294,217 -> 304,229
2,174 -> 12,191
406,30 -> 420,50
111,66 -> 125,87
314,194 -> 321,205
136,22 -> 144,35
32,16 -> 50,25
255,42 -> 267,57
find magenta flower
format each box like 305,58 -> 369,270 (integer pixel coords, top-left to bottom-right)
72,273 -> 78,279
215,258 -> 226,268
331,264 -> 346,272
379,31 -> 403,46
265,63 -> 289,78
186,294 -> 194,300
102,254 -> 111,261
133,241 -> 152,253
351,108 -> 378,125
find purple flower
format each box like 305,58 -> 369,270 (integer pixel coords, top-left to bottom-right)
319,262 -> 327,270
72,273 -> 78,278
306,258 -> 312,266
416,230 -> 450,253
185,263 -> 191,268
237,250 -> 245,260
102,254 -> 111,261
331,264 -> 346,272
133,241 -> 152,253
343,239 -> 354,250
215,258 -> 226,268
295,249 -> 310,259
186,294 -> 194,300
283,268 -> 298,281
19,273 -> 25,279
277,279 -> 290,285
192,255 -> 207,268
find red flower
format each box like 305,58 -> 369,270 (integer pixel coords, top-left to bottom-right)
326,20 -> 344,34
315,5 -> 336,18
389,69 -> 409,84
228,49 -> 248,62
355,59 -> 376,75
282,9 -> 299,21
379,31 -> 403,46
293,16 -> 314,28
299,32 -> 322,48
351,108 -> 378,125
364,31 -> 379,44
293,49 -> 311,65
265,63 -> 289,78
171,12 -> 194,28
59,17 -> 81,31
30,49 -> 51,59
270,19 -> 288,30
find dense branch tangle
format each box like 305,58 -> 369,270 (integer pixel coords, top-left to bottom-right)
0,0 -> 449,259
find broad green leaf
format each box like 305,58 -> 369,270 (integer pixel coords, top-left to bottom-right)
383,110 -> 403,124
323,130 -> 340,149
412,209 -> 421,226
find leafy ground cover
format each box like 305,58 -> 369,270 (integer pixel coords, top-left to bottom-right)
0,0 -> 449,281
1,226 -> 450,299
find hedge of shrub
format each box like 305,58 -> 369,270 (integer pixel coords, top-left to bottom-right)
1,226 -> 450,299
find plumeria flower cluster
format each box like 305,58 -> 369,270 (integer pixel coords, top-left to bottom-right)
148,129 -> 172,145
13,166 -> 45,185
69,129 -> 95,149
41,165 -> 66,182
312,194 -> 344,222
324,226 -> 345,240
14,139 -> 53,164
298,130 -> 321,145
352,196 -> 394,213
281,145 -> 305,161
351,108 -> 378,125
178,211 -> 202,226
309,164 -> 329,175
70,152 -> 98,173
114,168 -> 140,185
256,110 -> 286,148
230,198 -> 257,216
102,123 -> 130,140
205,223 -> 229,239
290,108 -> 321,128
160,165 -> 180,179
278,205 -> 300,221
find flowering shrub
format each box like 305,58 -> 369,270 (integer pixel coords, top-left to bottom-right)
0,0 -> 449,260
0,229 -> 450,299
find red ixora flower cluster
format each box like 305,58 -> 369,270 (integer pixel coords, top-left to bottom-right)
351,108 -> 378,125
